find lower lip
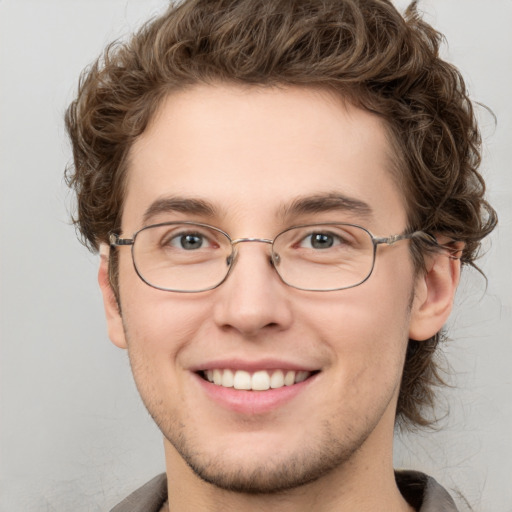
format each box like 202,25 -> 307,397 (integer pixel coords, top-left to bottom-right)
193,373 -> 318,415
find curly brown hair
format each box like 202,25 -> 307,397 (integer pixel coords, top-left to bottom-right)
65,0 -> 497,428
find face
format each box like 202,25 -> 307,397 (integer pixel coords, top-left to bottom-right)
103,85 -> 437,493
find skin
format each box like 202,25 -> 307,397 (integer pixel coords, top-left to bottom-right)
99,85 -> 460,511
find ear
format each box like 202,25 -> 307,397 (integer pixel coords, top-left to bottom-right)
408,244 -> 463,341
98,245 -> 128,349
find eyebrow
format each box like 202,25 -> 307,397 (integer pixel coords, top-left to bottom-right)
142,196 -> 217,224
142,192 -> 373,226
281,193 -> 373,219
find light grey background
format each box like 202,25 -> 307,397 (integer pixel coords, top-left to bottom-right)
1,1 -> 511,510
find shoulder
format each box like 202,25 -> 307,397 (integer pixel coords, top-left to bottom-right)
110,473 -> 168,512
396,470 -> 459,512
109,471 -> 458,511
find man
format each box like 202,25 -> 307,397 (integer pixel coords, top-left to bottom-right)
65,0 -> 496,510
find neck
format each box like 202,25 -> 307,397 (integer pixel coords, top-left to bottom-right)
162,421 -> 414,512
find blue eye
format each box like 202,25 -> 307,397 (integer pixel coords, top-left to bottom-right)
301,232 -> 340,249
170,233 -> 208,250
309,233 -> 334,249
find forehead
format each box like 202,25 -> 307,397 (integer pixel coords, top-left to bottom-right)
124,84 -> 407,233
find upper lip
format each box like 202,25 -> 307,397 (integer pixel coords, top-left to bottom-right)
189,358 -> 320,373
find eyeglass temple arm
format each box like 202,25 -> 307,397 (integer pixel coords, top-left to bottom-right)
375,231 -> 461,259
373,231 -> 437,246
109,234 -> 134,247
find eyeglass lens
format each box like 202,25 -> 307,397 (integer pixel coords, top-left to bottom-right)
130,222 -> 376,292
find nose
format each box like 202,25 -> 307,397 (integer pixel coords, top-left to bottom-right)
212,242 -> 293,337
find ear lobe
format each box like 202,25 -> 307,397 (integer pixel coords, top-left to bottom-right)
98,246 -> 127,349
408,246 -> 462,341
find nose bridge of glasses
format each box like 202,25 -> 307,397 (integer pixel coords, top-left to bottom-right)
231,237 -> 274,246
226,237 -> 276,267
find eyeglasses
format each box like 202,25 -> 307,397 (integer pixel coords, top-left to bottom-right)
109,221 -> 436,293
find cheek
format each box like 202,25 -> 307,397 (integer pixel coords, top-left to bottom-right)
296,260 -> 415,387
118,250 -> 210,344
122,291 -> 213,355
117,269 -> 214,389
120,290 -> 216,415
298,293 -> 410,361
300,295 -> 411,426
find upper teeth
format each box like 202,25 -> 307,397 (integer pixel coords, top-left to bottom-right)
204,369 -> 311,391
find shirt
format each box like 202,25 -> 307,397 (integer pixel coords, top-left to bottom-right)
110,470 -> 459,511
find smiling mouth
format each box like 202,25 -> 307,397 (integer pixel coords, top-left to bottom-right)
199,369 -> 318,391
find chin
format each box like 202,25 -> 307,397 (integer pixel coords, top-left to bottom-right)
163,421 -> 368,494
180,449 -> 350,494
